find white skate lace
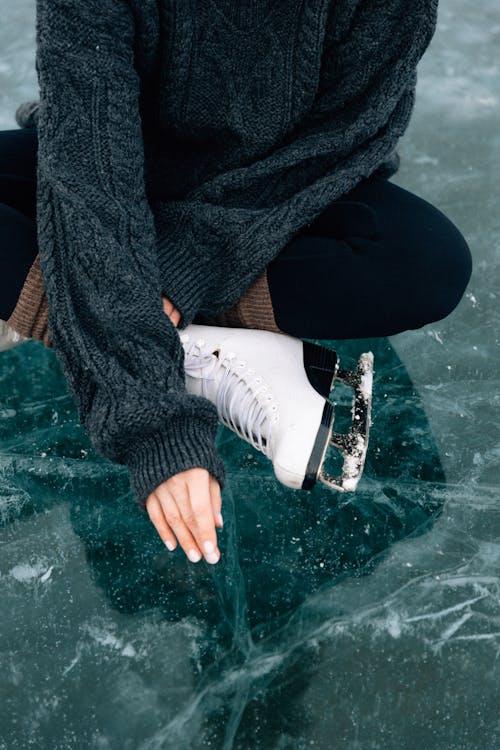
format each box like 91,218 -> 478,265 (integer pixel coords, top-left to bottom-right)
180,334 -> 279,458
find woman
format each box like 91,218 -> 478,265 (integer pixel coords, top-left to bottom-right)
0,0 -> 472,566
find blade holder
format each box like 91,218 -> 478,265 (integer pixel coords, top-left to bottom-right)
318,351 -> 374,493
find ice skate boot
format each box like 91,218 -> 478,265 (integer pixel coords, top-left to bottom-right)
0,320 -> 27,352
179,324 -> 374,493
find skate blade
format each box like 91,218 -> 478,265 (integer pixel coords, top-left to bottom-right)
317,351 -> 374,493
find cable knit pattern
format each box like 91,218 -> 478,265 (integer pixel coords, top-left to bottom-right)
149,0 -> 439,320
9,0 -> 439,507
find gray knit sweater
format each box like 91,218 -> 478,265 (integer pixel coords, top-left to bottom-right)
27,0 -> 438,507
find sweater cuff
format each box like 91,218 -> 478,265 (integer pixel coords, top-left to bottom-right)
124,417 -> 227,509
157,239 -> 210,330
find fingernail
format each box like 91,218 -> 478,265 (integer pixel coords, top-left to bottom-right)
165,540 -> 175,551
203,540 -> 220,564
216,512 -> 224,527
188,548 -> 201,562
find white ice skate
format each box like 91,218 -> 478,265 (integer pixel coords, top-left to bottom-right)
0,320 -> 27,352
180,324 -> 374,493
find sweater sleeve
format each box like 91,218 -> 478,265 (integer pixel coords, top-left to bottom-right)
152,0 -> 438,326
35,0 -> 226,507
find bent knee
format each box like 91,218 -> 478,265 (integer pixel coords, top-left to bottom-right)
429,213 -> 472,318
411,212 -> 473,327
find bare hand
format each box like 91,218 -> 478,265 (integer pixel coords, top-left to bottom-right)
145,467 -> 224,564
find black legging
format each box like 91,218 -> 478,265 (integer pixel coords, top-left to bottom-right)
0,127 -> 472,337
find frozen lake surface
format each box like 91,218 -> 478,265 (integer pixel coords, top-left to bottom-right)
1,1 -> 499,748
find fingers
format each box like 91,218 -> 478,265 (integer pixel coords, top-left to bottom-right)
146,469 -> 221,564
161,295 -> 173,316
186,470 -> 220,562
210,475 -> 224,528
161,295 -> 181,327
157,482 -> 207,562
145,492 -> 177,551
186,471 -> 220,563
